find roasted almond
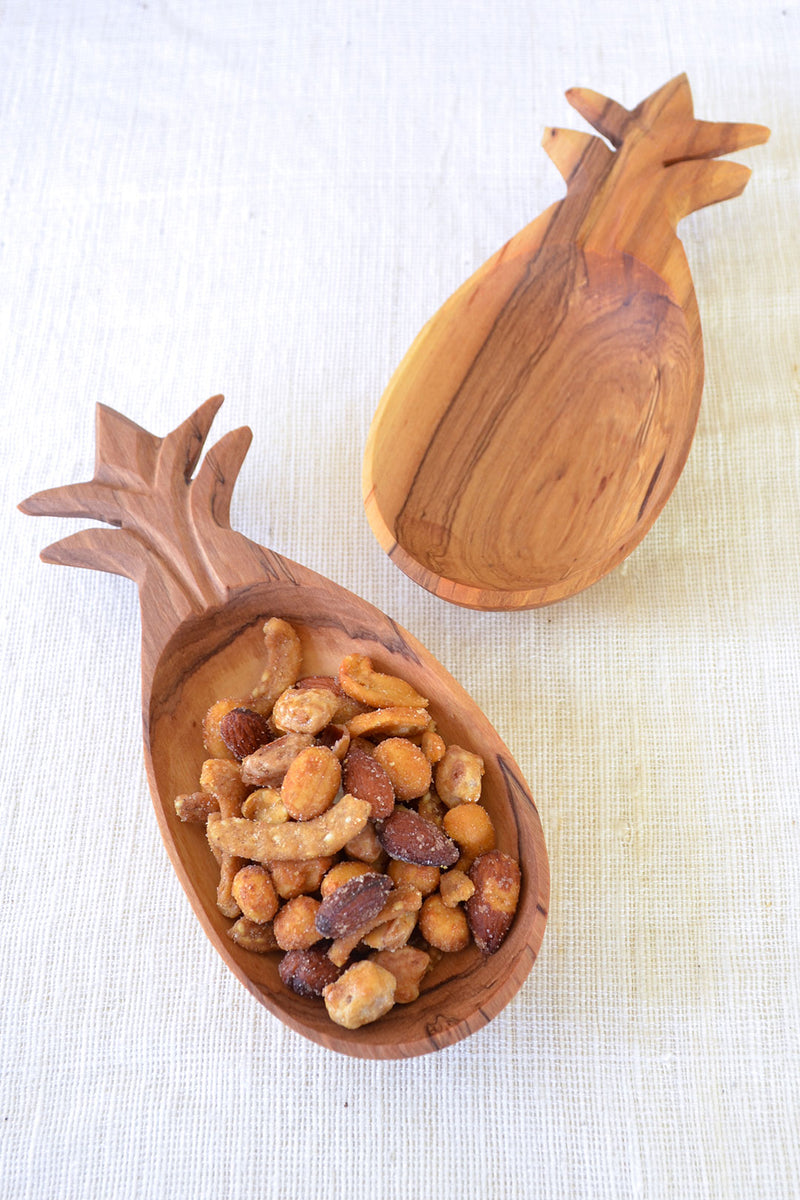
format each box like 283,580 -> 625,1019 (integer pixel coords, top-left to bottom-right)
219,706 -> 273,760
466,850 -> 521,955
342,744 -> 395,819
279,947 -> 342,998
376,807 -> 459,868
315,871 -> 393,939
281,744 -> 341,821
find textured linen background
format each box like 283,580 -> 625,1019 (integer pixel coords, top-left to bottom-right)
2,2 -> 797,1197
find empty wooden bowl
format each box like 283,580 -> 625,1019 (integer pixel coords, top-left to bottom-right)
19,397 -> 549,1058
364,74 -> 769,610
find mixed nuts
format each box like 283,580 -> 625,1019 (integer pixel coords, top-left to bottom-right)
174,617 -> 522,1030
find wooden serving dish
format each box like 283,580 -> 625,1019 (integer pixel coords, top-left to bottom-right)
20,398 -> 549,1058
364,75 -> 769,609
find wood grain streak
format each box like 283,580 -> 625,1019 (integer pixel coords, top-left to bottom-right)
363,75 -> 769,609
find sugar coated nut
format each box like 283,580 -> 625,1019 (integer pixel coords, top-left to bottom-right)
373,738 -> 432,802
326,883 -> 423,968
342,744 -> 395,819
320,860 -> 376,897
435,745 -> 485,808
174,791 -> 218,823
240,732 -> 315,787
207,793 -> 371,862
203,697 -> 247,759
316,723 -> 350,759
361,911 -> 418,952
315,872 -> 393,939
281,744 -> 342,821
272,686 -> 340,735
279,947 -> 342,998
377,807 -> 459,868
419,893 -> 471,953
322,960 -> 397,1029
227,917 -> 279,954
370,946 -> 431,1004
443,802 -> 496,868
466,851 -> 521,955
386,860 -> 440,896
347,706 -> 431,740
344,820 -> 384,864
417,790 -> 447,828
421,729 -> 447,764
183,615 -> 524,1030
199,758 -> 248,817
219,707 -> 272,760
439,869 -> 475,908
268,857 -> 336,900
241,787 -> 288,824
250,618 -> 303,712
338,654 -> 429,710
273,895 -> 323,951
231,864 -> 279,924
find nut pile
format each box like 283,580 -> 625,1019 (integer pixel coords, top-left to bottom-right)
174,618 -> 521,1030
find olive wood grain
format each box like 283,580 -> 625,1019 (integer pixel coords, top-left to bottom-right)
364,74 -> 770,609
19,398 -> 549,1059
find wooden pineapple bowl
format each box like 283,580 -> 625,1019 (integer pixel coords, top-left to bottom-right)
20,398 -> 549,1059
364,74 -> 769,609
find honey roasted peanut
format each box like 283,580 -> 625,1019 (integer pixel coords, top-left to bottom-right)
231,864 -> 279,925
386,859 -> 440,896
268,856 -> 336,900
439,868 -> 475,908
227,917 -> 280,954
443,801 -> 496,870
419,892 -> 471,954
273,895 -> 323,951
241,787 -> 288,824
281,745 -> 341,821
372,737 -> 432,802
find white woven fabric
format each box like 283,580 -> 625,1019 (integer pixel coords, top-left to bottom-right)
2,2 -> 798,1197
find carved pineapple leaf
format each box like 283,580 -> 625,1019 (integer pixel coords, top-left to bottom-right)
543,73 -> 769,229
19,395 -> 253,615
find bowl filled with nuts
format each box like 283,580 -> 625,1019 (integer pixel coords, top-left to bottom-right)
20,398 -> 549,1058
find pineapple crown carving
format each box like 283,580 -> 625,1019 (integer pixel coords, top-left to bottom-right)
19,396 -> 255,616
543,73 -> 769,227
